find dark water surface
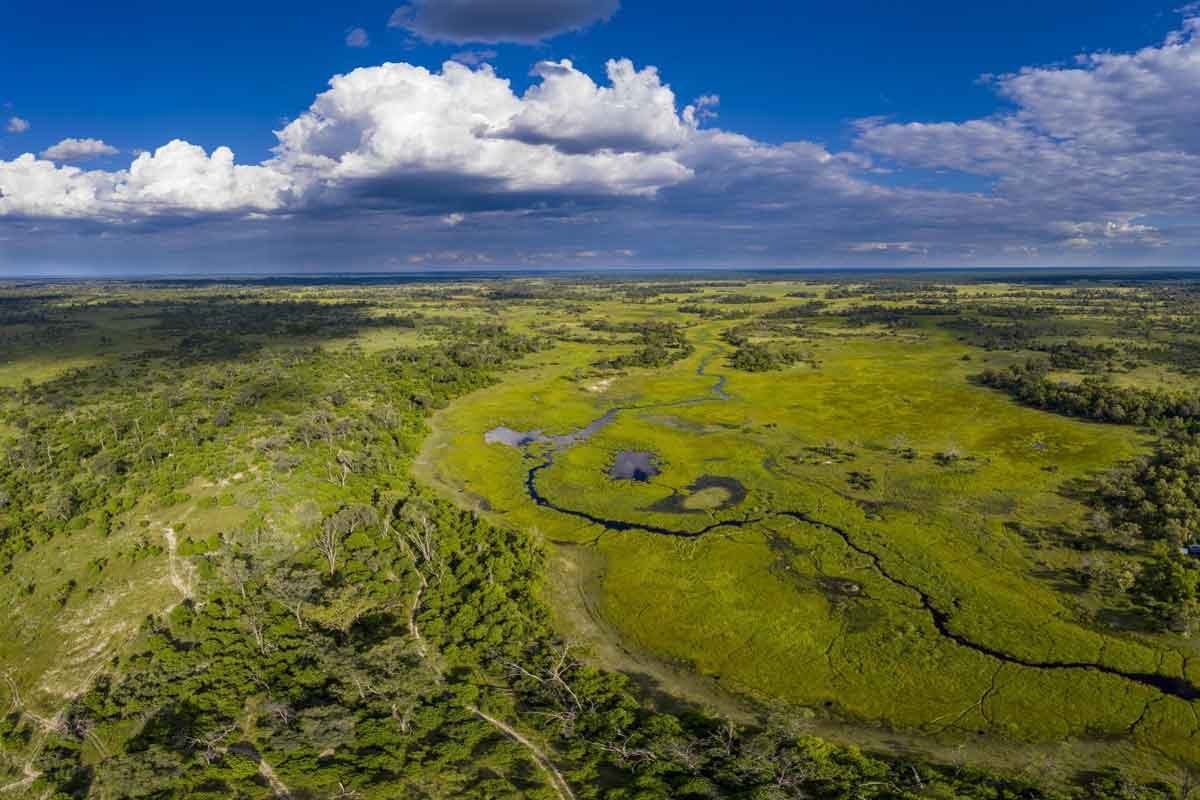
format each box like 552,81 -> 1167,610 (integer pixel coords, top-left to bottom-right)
610,451 -> 660,481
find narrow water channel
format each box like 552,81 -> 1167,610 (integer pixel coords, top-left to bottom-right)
491,347 -> 1200,703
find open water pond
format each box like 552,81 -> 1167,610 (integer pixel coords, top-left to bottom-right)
609,450 -> 660,481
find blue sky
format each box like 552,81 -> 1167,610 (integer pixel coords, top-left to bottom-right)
2,0 -> 1199,272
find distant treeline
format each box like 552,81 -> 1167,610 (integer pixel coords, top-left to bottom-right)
978,360 -> 1200,426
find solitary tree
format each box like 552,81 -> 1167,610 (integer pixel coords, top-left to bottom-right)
313,527 -> 342,578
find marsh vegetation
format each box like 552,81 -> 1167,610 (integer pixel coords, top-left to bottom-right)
3,273 -> 1200,798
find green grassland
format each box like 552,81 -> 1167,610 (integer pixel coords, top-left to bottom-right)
4,275 -> 1200,798
418,279 -> 1200,777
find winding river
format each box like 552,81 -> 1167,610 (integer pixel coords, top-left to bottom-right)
488,348 -> 1200,703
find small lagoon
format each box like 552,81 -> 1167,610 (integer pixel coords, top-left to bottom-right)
609,450 -> 660,482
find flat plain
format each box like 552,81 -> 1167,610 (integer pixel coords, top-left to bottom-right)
4,273 -> 1200,798
418,276 -> 1200,779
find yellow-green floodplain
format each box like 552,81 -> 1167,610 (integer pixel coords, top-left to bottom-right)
418,281 -> 1200,780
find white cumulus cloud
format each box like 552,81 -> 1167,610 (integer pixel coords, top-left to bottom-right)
271,58 -> 695,203
488,59 -> 696,154
0,141 -> 290,221
856,11 -> 1200,227
5,13 -> 1200,270
6,116 -> 30,134
41,138 -> 120,162
0,58 -> 705,221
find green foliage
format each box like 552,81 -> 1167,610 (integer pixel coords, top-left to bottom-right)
982,358 -> 1200,628
1098,429 -> 1200,546
727,341 -> 808,372
978,359 -> 1200,425
0,280 -> 1193,799
591,321 -> 694,369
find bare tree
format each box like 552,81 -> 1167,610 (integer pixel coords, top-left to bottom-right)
326,454 -> 351,487
313,527 -> 342,577
267,565 -> 323,628
738,729 -> 823,799
707,719 -> 738,757
263,700 -> 294,727
216,547 -> 252,600
596,730 -> 657,768
324,639 -> 438,734
243,596 -> 273,654
394,498 -> 442,581
187,724 -> 237,765
505,641 -> 584,715
314,505 -> 378,576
